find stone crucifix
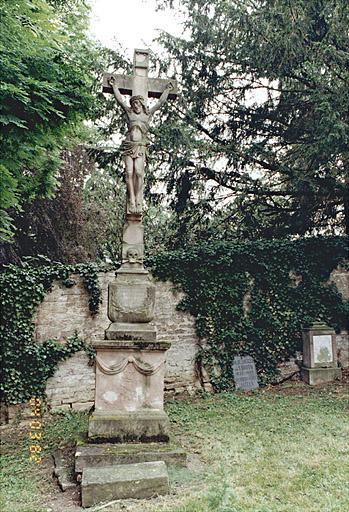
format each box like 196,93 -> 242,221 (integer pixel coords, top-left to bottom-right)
85,51 -> 180,490
103,49 -> 178,215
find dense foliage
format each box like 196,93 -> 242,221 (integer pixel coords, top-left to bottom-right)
1,145 -> 96,264
0,261 -> 101,404
150,236 -> 348,388
153,0 -> 349,242
2,0 -> 348,261
0,0 -> 99,241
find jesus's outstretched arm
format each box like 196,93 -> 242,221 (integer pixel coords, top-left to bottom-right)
109,76 -> 130,113
149,82 -> 174,115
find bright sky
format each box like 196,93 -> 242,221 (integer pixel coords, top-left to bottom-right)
89,0 -> 183,58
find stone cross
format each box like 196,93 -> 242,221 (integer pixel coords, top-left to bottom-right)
103,48 -> 178,103
103,48 -> 178,263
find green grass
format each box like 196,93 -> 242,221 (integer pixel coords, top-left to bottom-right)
1,385 -> 348,512
158,387 -> 349,512
0,410 -> 88,512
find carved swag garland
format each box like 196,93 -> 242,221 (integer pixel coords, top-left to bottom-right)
96,354 -> 164,376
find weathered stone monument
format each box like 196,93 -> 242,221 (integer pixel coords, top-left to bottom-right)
77,49 -> 186,508
301,321 -> 342,385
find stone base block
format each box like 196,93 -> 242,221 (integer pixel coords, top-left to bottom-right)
301,366 -> 342,385
88,409 -> 170,443
75,442 -> 187,473
81,461 -> 169,507
93,345 -> 169,412
105,322 -> 157,341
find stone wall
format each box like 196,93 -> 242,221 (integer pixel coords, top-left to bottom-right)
330,267 -> 349,301
35,268 -> 348,412
330,266 -> 349,368
34,273 -> 201,411
2,267 -> 347,421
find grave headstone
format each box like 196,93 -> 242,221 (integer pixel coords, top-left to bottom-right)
301,321 -> 341,385
233,356 -> 259,391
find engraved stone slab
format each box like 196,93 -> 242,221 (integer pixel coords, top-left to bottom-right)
302,322 -> 337,368
313,335 -> 333,364
233,356 -> 259,391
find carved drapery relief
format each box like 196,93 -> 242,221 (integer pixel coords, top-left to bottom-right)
96,354 -> 164,376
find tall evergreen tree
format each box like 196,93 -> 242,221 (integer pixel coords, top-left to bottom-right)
153,0 -> 349,240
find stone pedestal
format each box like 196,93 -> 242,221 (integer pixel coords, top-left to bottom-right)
93,340 -> 169,412
81,264 -> 176,504
88,338 -> 171,442
80,260 -> 178,507
87,265 -> 172,442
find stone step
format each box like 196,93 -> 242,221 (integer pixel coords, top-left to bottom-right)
81,460 -> 169,508
88,409 -> 170,443
75,442 -> 187,473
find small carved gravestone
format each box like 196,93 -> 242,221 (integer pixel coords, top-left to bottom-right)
233,356 -> 259,391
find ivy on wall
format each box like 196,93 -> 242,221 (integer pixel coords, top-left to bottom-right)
1,237 -> 347,403
0,262 -> 101,404
150,236 -> 348,389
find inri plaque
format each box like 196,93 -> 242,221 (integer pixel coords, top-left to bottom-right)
233,356 -> 259,391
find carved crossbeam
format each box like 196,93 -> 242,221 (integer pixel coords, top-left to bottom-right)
102,73 -> 178,100
103,48 -> 178,100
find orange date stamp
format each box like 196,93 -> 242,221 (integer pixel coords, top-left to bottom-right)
28,397 -> 43,464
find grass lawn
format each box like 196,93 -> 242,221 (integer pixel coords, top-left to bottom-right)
0,383 -> 348,512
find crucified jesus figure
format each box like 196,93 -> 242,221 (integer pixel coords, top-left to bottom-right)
109,76 -> 174,214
